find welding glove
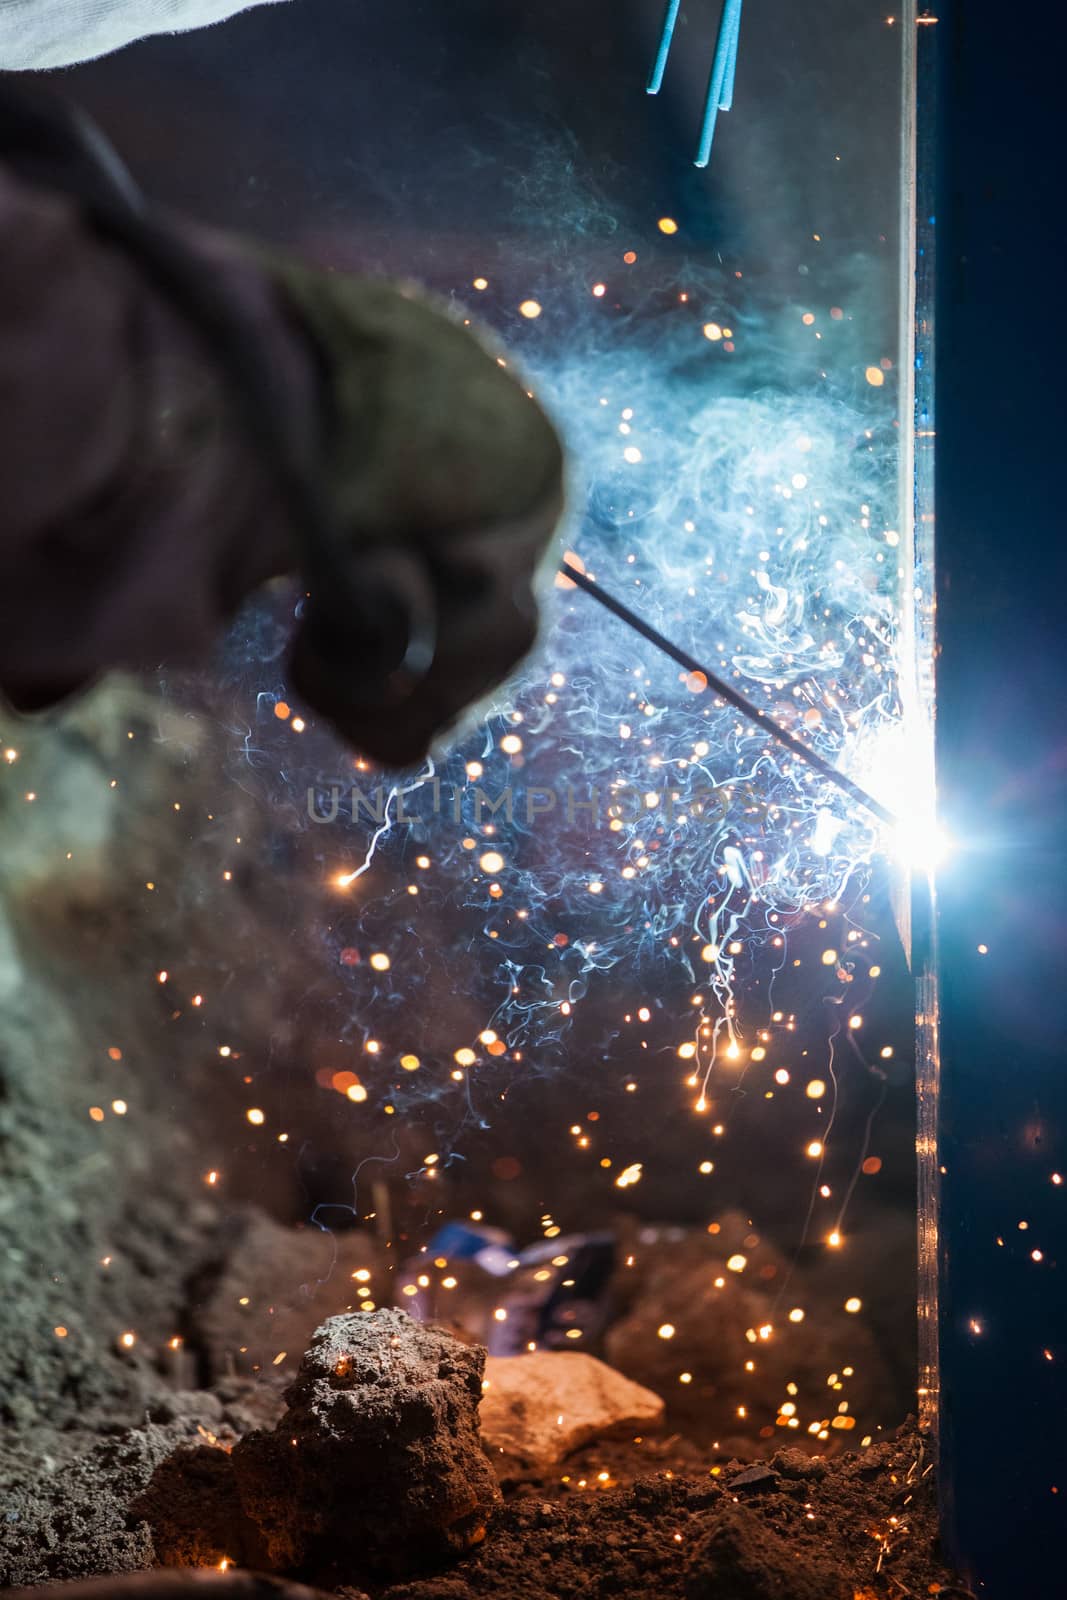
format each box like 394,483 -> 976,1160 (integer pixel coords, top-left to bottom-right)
269,263 -> 566,767
0,81 -> 562,764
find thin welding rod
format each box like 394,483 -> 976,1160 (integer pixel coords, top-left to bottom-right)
695,0 -> 744,167
647,0 -> 682,94
717,2 -> 741,111
695,0 -> 742,164
559,557 -> 896,828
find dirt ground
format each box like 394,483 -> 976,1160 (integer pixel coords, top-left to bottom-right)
3,1406 -> 960,1600
372,1426 -> 955,1600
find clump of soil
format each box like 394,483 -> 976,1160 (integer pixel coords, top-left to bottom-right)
231,1311 -> 501,1577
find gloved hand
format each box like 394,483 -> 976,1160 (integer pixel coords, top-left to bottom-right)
0,82 -> 564,759
269,263 -> 566,767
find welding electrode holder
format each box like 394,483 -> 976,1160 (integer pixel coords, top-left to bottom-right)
0,85 -> 438,733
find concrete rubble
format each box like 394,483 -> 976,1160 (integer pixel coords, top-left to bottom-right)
479,1350 -> 665,1481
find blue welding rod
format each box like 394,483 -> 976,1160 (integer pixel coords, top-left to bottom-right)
695,0 -> 744,167
717,0 -> 742,111
647,0 -> 682,94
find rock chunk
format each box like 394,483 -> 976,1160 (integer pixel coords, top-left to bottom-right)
479,1351 -> 664,1480
728,1463 -> 779,1492
771,1446 -> 827,1481
684,1503 -> 850,1600
232,1310 -> 501,1577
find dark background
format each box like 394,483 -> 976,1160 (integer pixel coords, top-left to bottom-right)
58,0 -> 899,275
933,0 -> 1067,1591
